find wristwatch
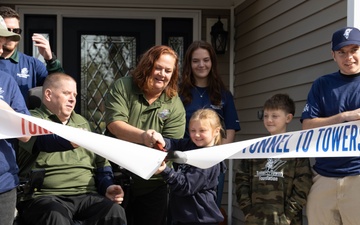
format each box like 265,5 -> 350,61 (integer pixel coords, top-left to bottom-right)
45,52 -> 57,65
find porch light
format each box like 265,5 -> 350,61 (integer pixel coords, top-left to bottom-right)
210,17 -> 228,54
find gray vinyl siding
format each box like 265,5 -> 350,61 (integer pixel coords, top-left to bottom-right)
2,1 -> 350,224
231,0 -> 346,224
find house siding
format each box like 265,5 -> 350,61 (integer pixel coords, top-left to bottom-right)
231,0 -> 346,224
0,1 -> 351,224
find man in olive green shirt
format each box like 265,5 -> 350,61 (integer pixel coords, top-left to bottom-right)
17,73 -> 126,225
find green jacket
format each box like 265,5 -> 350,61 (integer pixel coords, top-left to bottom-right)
18,104 -> 111,199
235,158 -> 312,225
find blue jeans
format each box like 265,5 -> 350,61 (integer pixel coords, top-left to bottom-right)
0,188 -> 16,225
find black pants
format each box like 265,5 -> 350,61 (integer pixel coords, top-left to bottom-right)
125,184 -> 168,225
17,193 -> 126,225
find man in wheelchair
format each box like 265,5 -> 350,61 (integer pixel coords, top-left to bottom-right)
15,73 -> 127,225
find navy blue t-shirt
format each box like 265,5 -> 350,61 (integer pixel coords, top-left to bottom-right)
181,86 -> 240,138
301,71 -> 360,177
0,71 -> 30,193
0,50 -> 47,100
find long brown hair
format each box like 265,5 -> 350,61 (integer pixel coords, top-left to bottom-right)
180,40 -> 227,105
132,45 -> 179,98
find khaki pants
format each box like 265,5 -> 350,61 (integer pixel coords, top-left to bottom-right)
306,172 -> 360,225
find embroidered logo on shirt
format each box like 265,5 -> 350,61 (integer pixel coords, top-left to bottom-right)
255,158 -> 286,181
0,87 -> 4,99
210,101 -> 224,110
302,103 -> 309,113
17,68 -> 30,78
158,109 -> 170,120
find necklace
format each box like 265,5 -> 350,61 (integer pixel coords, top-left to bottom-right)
195,87 -> 207,98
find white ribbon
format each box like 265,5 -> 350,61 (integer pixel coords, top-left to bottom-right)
1,108 -> 360,179
182,120 -> 360,168
0,109 -> 166,180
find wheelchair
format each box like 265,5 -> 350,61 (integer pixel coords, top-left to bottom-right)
13,167 -> 132,225
13,169 -> 45,225
13,87 -> 132,224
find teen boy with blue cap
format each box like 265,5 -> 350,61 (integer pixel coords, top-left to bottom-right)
302,26 -> 360,225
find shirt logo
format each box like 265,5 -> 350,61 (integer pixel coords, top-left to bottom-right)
302,103 -> 309,113
17,68 -> 30,78
0,87 -> 4,99
210,101 -> 224,110
255,158 -> 286,181
343,28 -> 352,39
158,109 -> 170,120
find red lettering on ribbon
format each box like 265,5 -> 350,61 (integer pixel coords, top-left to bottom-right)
21,119 -> 51,135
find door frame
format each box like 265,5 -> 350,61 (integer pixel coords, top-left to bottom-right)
15,5 -> 201,63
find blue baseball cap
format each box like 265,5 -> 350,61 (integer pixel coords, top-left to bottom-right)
332,27 -> 360,51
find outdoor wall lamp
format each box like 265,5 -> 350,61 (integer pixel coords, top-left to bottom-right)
210,17 -> 228,54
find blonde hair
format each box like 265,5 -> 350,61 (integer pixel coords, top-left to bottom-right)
189,109 -> 223,145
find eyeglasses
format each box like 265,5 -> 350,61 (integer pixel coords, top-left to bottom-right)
7,28 -> 22,35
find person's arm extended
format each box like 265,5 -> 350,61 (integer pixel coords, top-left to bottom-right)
18,136 -> 30,142
107,120 -> 154,148
95,165 -> 114,196
302,108 -> 360,130
0,100 -> 30,142
35,134 -> 75,152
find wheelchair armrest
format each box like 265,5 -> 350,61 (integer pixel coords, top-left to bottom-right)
18,169 -> 46,196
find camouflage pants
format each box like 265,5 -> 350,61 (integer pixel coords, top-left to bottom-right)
244,206 -> 301,225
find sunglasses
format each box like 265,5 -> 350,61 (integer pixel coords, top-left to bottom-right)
7,28 -> 22,35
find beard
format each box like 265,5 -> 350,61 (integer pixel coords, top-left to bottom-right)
2,41 -> 17,57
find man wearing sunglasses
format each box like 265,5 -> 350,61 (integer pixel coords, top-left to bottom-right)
0,6 -> 64,102
0,15 -> 32,225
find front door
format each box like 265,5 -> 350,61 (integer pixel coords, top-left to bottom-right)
24,13 -> 194,134
63,18 -> 155,133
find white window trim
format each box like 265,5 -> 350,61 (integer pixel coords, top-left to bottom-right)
347,0 -> 360,28
15,6 -> 201,62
